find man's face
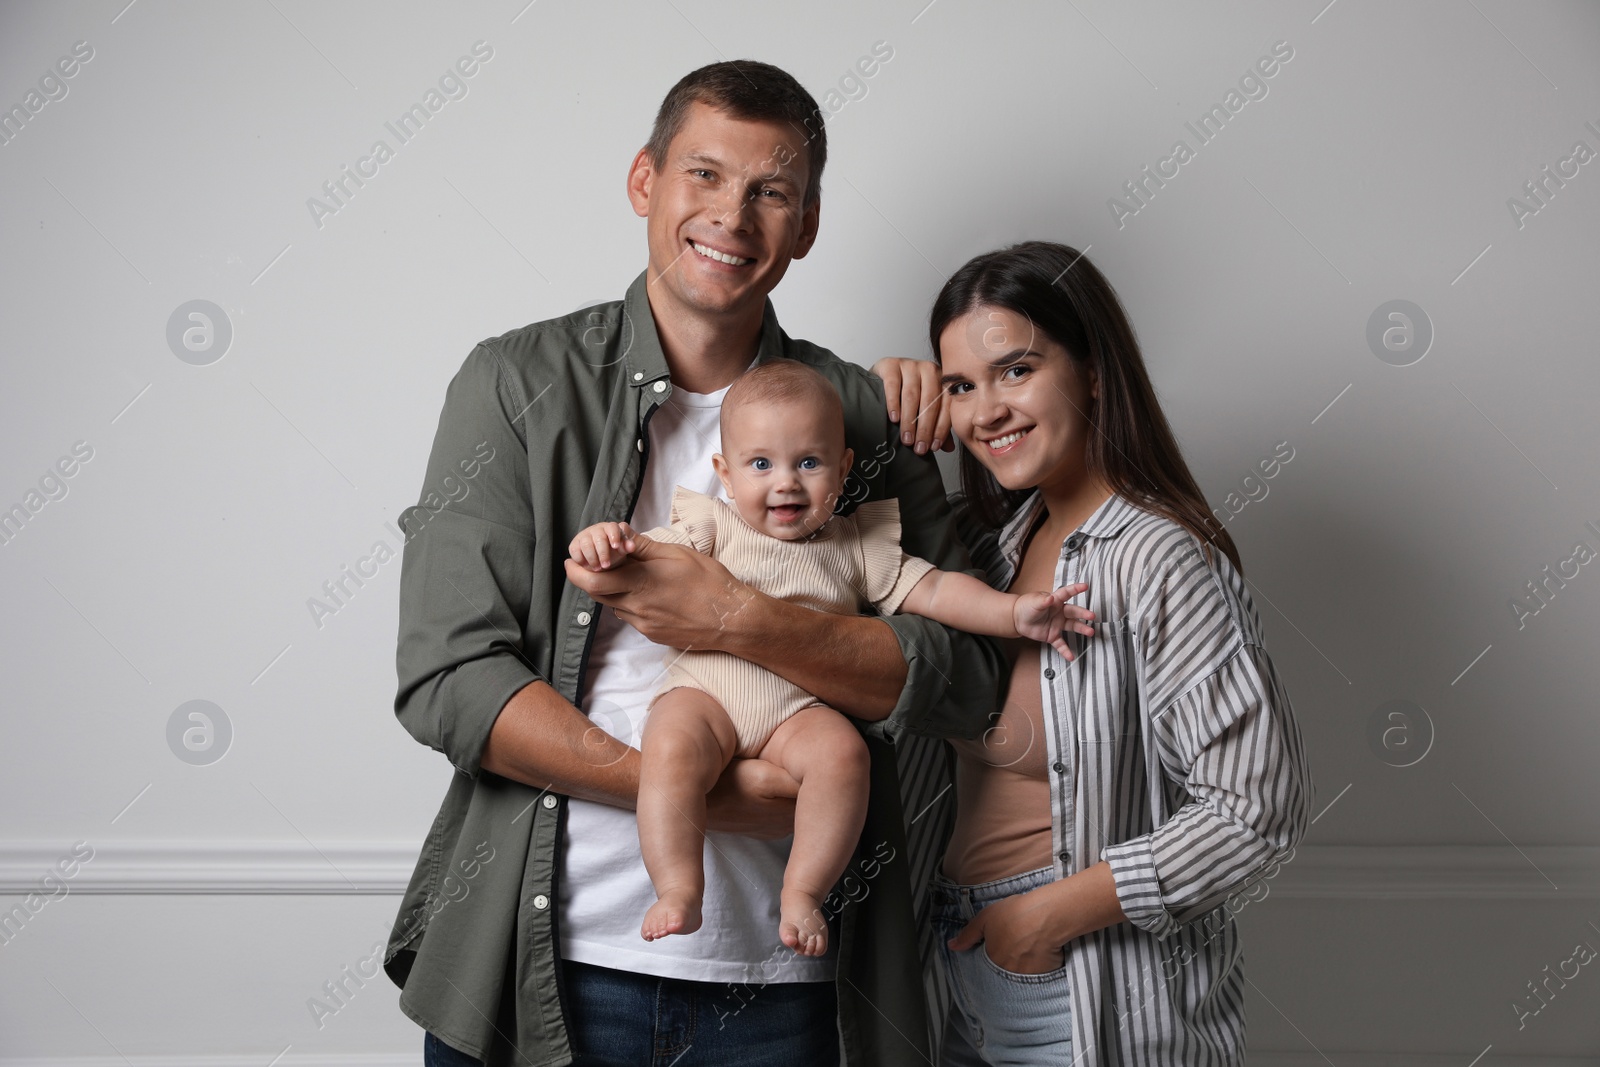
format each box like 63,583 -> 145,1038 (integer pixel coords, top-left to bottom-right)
628,101 -> 820,319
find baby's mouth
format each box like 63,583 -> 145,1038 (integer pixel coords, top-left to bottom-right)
769,503 -> 806,523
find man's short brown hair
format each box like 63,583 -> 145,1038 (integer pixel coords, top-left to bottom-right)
645,60 -> 827,210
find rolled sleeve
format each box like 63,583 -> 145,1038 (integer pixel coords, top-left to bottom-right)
394,344 -> 543,778
1102,643 -> 1313,937
856,440 -> 1006,745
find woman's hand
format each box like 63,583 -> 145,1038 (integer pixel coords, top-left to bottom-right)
1014,582 -> 1095,660
871,357 -> 954,455
947,881 -> 1071,974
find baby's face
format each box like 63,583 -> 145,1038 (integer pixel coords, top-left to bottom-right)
713,398 -> 854,540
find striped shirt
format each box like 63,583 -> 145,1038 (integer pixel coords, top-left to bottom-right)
899,488 -> 1314,1065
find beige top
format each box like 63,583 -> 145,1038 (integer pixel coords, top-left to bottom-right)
941,510 -> 1058,885
642,486 -> 937,756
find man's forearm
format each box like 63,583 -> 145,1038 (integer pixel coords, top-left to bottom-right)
479,678 -> 641,807
722,592 -> 906,720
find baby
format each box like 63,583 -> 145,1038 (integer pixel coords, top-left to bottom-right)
568,360 -> 1092,957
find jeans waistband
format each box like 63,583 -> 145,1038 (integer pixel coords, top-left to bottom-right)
930,864 -> 1056,910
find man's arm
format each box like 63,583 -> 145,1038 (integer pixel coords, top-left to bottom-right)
563,539 -> 907,718
848,372 -> 1010,741
394,345 -> 544,777
397,345 -> 796,835
481,678 -> 798,836
562,365 -> 1009,734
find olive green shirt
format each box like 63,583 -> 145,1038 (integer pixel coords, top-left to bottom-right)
383,269 -> 1006,1065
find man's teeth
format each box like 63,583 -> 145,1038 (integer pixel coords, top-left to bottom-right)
987,430 -> 1030,450
692,242 -> 752,266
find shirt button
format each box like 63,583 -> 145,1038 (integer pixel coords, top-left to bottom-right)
576,610 -> 591,626
632,371 -> 643,381
1066,533 -> 1086,552
1043,667 -> 1056,680
1058,851 -> 1070,863
652,380 -> 667,393
542,795 -> 558,810
636,438 -> 644,452
533,894 -> 550,911
1052,761 -> 1065,773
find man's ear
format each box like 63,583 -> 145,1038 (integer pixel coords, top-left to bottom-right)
791,196 -> 821,260
626,147 -> 654,219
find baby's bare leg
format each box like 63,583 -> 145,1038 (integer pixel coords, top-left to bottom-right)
638,686 -> 739,942
756,704 -> 871,957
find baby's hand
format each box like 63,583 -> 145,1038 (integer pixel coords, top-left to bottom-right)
1013,582 -> 1095,660
569,521 -> 638,571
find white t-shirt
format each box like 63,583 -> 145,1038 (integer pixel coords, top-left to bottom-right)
558,365 -> 836,984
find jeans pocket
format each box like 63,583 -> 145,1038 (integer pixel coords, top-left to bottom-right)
978,943 -> 1070,985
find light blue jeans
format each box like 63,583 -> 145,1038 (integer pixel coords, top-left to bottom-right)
931,865 -> 1073,1066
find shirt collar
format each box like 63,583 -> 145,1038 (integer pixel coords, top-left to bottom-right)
621,269 -> 788,393
996,488 -> 1147,570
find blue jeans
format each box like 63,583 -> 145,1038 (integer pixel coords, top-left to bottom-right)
931,865 -> 1073,1066
424,959 -> 839,1066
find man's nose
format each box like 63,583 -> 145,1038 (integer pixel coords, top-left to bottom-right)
711,181 -> 755,231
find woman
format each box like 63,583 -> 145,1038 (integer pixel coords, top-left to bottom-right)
873,241 -> 1313,1066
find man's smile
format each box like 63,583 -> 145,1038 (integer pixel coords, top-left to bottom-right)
689,239 -> 756,266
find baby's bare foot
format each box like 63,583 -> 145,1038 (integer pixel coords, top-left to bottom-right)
642,892 -> 702,941
779,888 -> 829,957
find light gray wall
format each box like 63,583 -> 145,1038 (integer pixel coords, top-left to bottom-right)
2,0 -> 1597,1061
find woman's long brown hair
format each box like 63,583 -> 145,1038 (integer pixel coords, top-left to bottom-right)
929,240 -> 1242,574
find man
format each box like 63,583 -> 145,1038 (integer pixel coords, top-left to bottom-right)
384,59 -> 1006,1067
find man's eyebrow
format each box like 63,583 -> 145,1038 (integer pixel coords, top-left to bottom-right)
683,150 -> 799,187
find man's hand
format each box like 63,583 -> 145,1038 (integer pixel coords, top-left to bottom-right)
706,756 -> 799,839
871,357 -> 954,455
1013,581 -> 1095,660
563,534 -> 757,651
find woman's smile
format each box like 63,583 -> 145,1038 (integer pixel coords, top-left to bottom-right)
982,427 -> 1032,455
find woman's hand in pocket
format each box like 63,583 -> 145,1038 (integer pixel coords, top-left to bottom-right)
947,882 -> 1070,974
871,358 -> 954,455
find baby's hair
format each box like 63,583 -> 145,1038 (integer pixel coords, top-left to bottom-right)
721,359 -> 845,447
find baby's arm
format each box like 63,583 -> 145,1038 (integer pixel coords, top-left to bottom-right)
569,521 -> 643,571
897,569 -> 1095,660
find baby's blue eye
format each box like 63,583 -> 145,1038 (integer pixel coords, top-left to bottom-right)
752,457 -> 771,471
800,457 -> 819,470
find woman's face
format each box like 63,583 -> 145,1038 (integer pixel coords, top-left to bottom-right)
937,304 -> 1098,495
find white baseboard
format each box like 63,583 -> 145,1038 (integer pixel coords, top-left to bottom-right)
0,841 -> 417,895
1269,844 -> 1600,899
0,842 -> 1596,897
